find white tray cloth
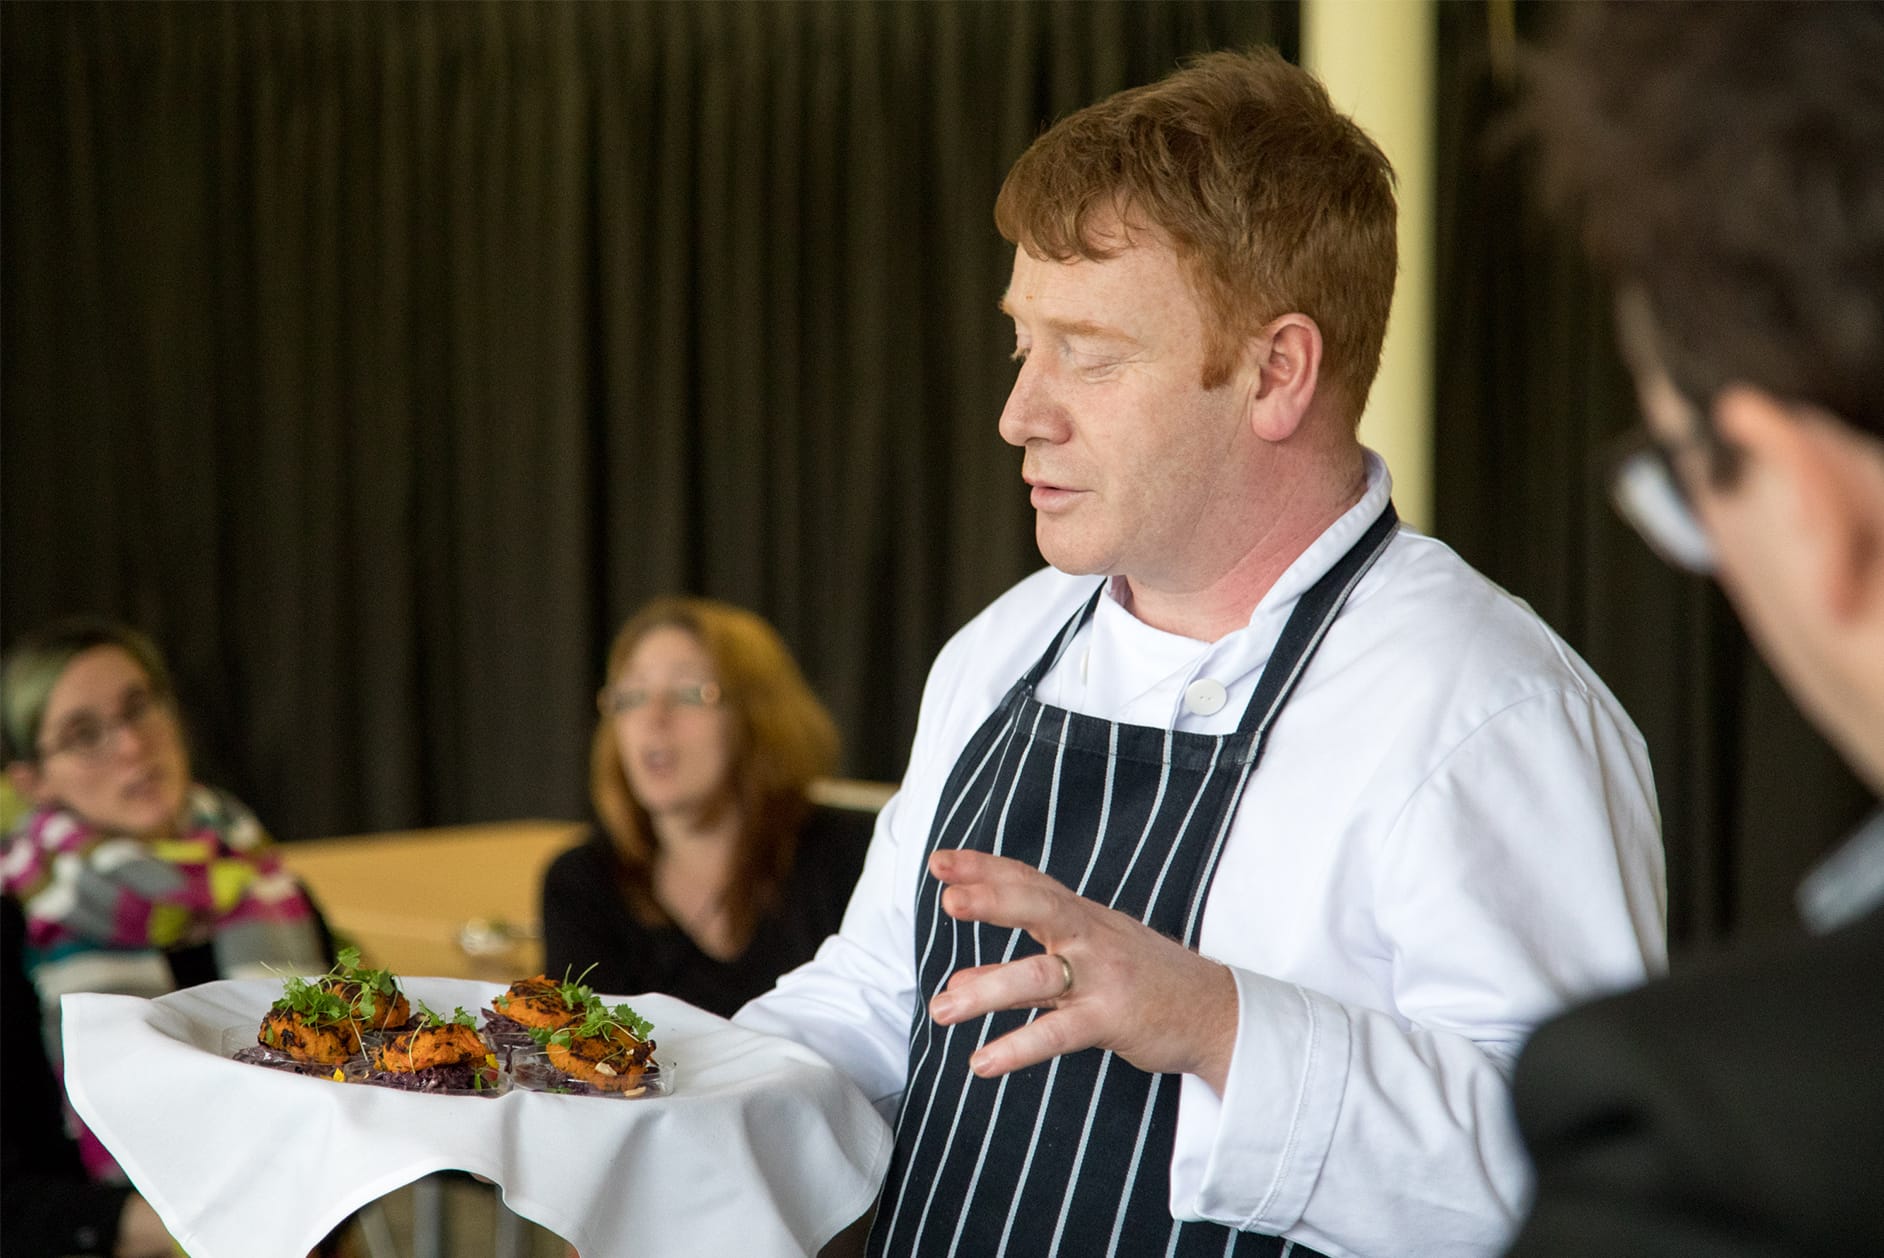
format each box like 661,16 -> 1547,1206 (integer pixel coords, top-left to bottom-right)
62,977 -> 892,1258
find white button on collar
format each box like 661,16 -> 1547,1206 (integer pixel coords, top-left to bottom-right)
1183,678 -> 1228,716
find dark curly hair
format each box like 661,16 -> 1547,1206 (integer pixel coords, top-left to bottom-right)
1527,1 -> 1884,437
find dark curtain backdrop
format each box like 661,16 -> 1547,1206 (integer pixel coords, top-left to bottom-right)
2,2 -> 1294,838
1433,3 -> 1876,949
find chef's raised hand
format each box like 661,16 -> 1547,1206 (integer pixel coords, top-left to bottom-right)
924,847 -> 1238,1094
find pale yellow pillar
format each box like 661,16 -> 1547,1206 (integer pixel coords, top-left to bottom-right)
1303,0 -> 1436,532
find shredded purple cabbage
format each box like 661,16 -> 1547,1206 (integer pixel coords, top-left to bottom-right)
359,1060 -> 502,1095
480,1009 -> 534,1041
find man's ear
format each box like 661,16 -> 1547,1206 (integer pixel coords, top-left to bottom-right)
1715,386 -> 1884,623
1247,313 -> 1323,443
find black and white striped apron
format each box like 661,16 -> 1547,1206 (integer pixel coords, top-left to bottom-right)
870,503 -> 1397,1258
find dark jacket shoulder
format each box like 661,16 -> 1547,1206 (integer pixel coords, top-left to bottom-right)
1508,906 -> 1884,1256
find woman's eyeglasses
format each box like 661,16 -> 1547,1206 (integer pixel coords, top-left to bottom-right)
38,686 -> 173,761
598,682 -> 723,717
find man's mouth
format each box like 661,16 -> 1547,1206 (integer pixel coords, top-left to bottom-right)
1025,475 -> 1084,511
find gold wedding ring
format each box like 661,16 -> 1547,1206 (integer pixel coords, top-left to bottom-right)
1053,953 -> 1075,998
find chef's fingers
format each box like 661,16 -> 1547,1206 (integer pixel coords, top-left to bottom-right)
968,1009 -> 1092,1078
937,919 -> 1239,1086
930,849 -> 1078,940
929,952 -> 1072,1025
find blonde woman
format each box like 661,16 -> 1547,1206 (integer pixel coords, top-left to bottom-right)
541,598 -> 873,1015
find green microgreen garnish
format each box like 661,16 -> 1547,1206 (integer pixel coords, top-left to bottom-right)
413,1000 -> 477,1030
496,963 -> 597,1013
331,947 -> 401,1019
267,946 -> 404,1026
268,972 -> 357,1025
526,999 -> 654,1050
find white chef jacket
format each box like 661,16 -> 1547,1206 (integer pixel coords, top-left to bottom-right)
737,453 -> 1667,1258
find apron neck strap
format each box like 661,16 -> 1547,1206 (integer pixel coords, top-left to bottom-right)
1238,500 -> 1399,735
1016,502 -> 1401,730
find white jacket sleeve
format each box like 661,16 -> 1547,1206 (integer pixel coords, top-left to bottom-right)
1170,688 -> 1666,1258
732,599 -> 1027,1117
733,782 -> 924,1118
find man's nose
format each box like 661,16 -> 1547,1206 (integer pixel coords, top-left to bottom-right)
997,359 -> 1067,448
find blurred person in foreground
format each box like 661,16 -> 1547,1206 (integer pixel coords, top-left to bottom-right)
1509,4 -> 1884,1254
540,597 -> 872,1015
4,897 -> 176,1258
1,616 -> 329,1255
738,47 -> 1665,1256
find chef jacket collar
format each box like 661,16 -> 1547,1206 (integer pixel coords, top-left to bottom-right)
1070,451 -> 1395,720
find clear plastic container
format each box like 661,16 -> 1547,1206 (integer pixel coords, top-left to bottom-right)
222,1025 -> 355,1082
223,1024 -> 509,1096
506,1044 -> 672,1099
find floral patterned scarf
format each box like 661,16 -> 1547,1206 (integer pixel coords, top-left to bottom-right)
1,784 -> 327,1179
2,784 -> 323,970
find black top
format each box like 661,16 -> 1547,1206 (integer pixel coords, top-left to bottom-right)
3,896 -> 133,1258
540,803 -> 876,1018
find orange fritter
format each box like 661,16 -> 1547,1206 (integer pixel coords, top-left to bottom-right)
259,1009 -> 361,1064
545,1042 -> 650,1093
327,980 -> 411,1031
491,975 -> 581,1031
373,1023 -> 488,1073
557,1021 -> 653,1068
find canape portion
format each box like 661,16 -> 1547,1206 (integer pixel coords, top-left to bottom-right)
535,1001 -> 657,1094
258,971 -> 363,1064
364,1003 -> 503,1093
489,973 -> 585,1032
259,999 -> 361,1064
374,1022 -> 485,1072
252,946 -> 408,1064
325,962 -> 410,1031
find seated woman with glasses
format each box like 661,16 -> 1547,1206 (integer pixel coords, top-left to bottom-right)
2,616 -> 329,1256
541,597 -> 874,1017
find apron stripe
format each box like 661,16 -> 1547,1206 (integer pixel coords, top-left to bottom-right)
1108,1070 -> 1172,1255
1143,737 -> 1226,934
889,702 -> 1043,1242
938,712 -> 1073,1255
1074,721 -> 1123,897
1106,726 -> 1175,910
994,1047 -> 1070,1254
1046,1050 -> 1119,1256
1182,749 -> 1261,944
